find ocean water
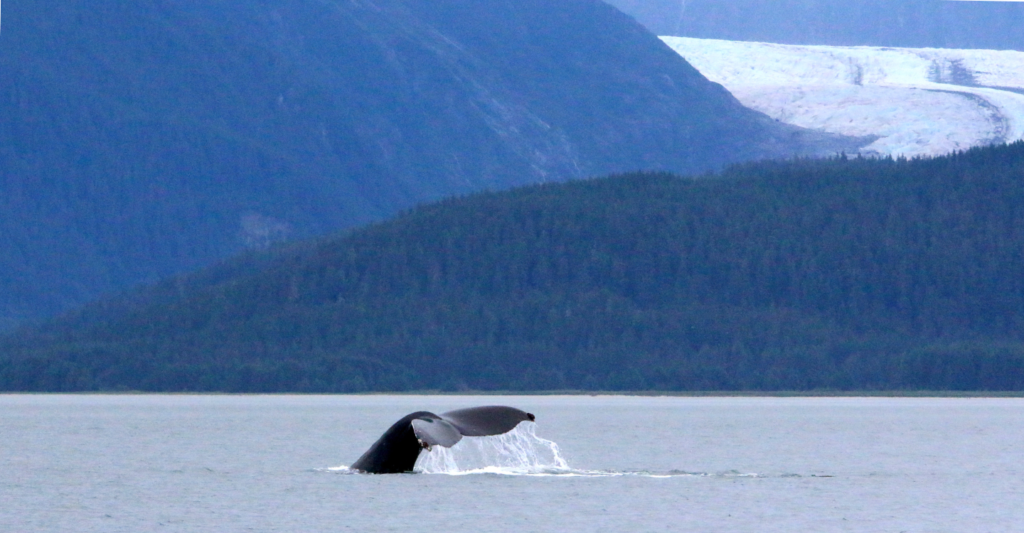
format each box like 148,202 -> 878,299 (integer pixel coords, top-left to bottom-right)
2,394 -> 1022,532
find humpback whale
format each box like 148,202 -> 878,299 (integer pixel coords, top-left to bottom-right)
351,406 -> 536,474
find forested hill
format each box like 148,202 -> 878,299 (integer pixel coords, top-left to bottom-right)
4,142 -> 1024,392
0,0 -> 851,331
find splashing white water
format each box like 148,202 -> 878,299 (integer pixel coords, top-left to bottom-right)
415,422 -> 570,475
326,422 -> 770,478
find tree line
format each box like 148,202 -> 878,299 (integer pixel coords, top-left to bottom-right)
3,142 -> 1024,391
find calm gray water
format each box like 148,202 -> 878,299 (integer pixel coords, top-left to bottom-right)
2,395 -> 1022,532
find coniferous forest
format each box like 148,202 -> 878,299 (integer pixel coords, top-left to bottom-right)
3,142 -> 1024,392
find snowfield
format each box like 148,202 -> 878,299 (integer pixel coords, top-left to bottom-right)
661,37 -> 1024,157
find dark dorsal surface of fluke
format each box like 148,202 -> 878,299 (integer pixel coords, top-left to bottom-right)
351,406 -> 535,474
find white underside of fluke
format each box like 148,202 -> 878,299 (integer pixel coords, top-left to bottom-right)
411,417 -> 463,448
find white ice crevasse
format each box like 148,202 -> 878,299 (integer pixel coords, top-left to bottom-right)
661,36 -> 1024,157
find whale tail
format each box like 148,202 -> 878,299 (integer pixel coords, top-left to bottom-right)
351,406 -> 535,474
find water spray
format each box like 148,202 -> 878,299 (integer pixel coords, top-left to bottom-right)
416,422 -> 569,475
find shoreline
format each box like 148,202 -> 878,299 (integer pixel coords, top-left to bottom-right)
3,390 -> 1024,398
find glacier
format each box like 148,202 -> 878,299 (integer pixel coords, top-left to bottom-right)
661,37 -> 1024,157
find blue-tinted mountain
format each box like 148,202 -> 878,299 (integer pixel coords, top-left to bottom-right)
0,0 -> 853,330
608,0 -> 1024,51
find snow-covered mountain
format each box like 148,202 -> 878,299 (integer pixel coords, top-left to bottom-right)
662,37 -> 1024,157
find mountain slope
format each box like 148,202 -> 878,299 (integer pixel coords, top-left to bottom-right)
607,0 -> 1024,51
662,37 -> 1024,157
4,142 -> 1024,392
0,0 -> 852,331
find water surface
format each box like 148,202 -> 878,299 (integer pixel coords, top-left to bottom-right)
2,395 -> 1021,531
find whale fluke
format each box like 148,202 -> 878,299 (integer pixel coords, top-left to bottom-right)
350,406 -> 536,474
410,417 -> 463,449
